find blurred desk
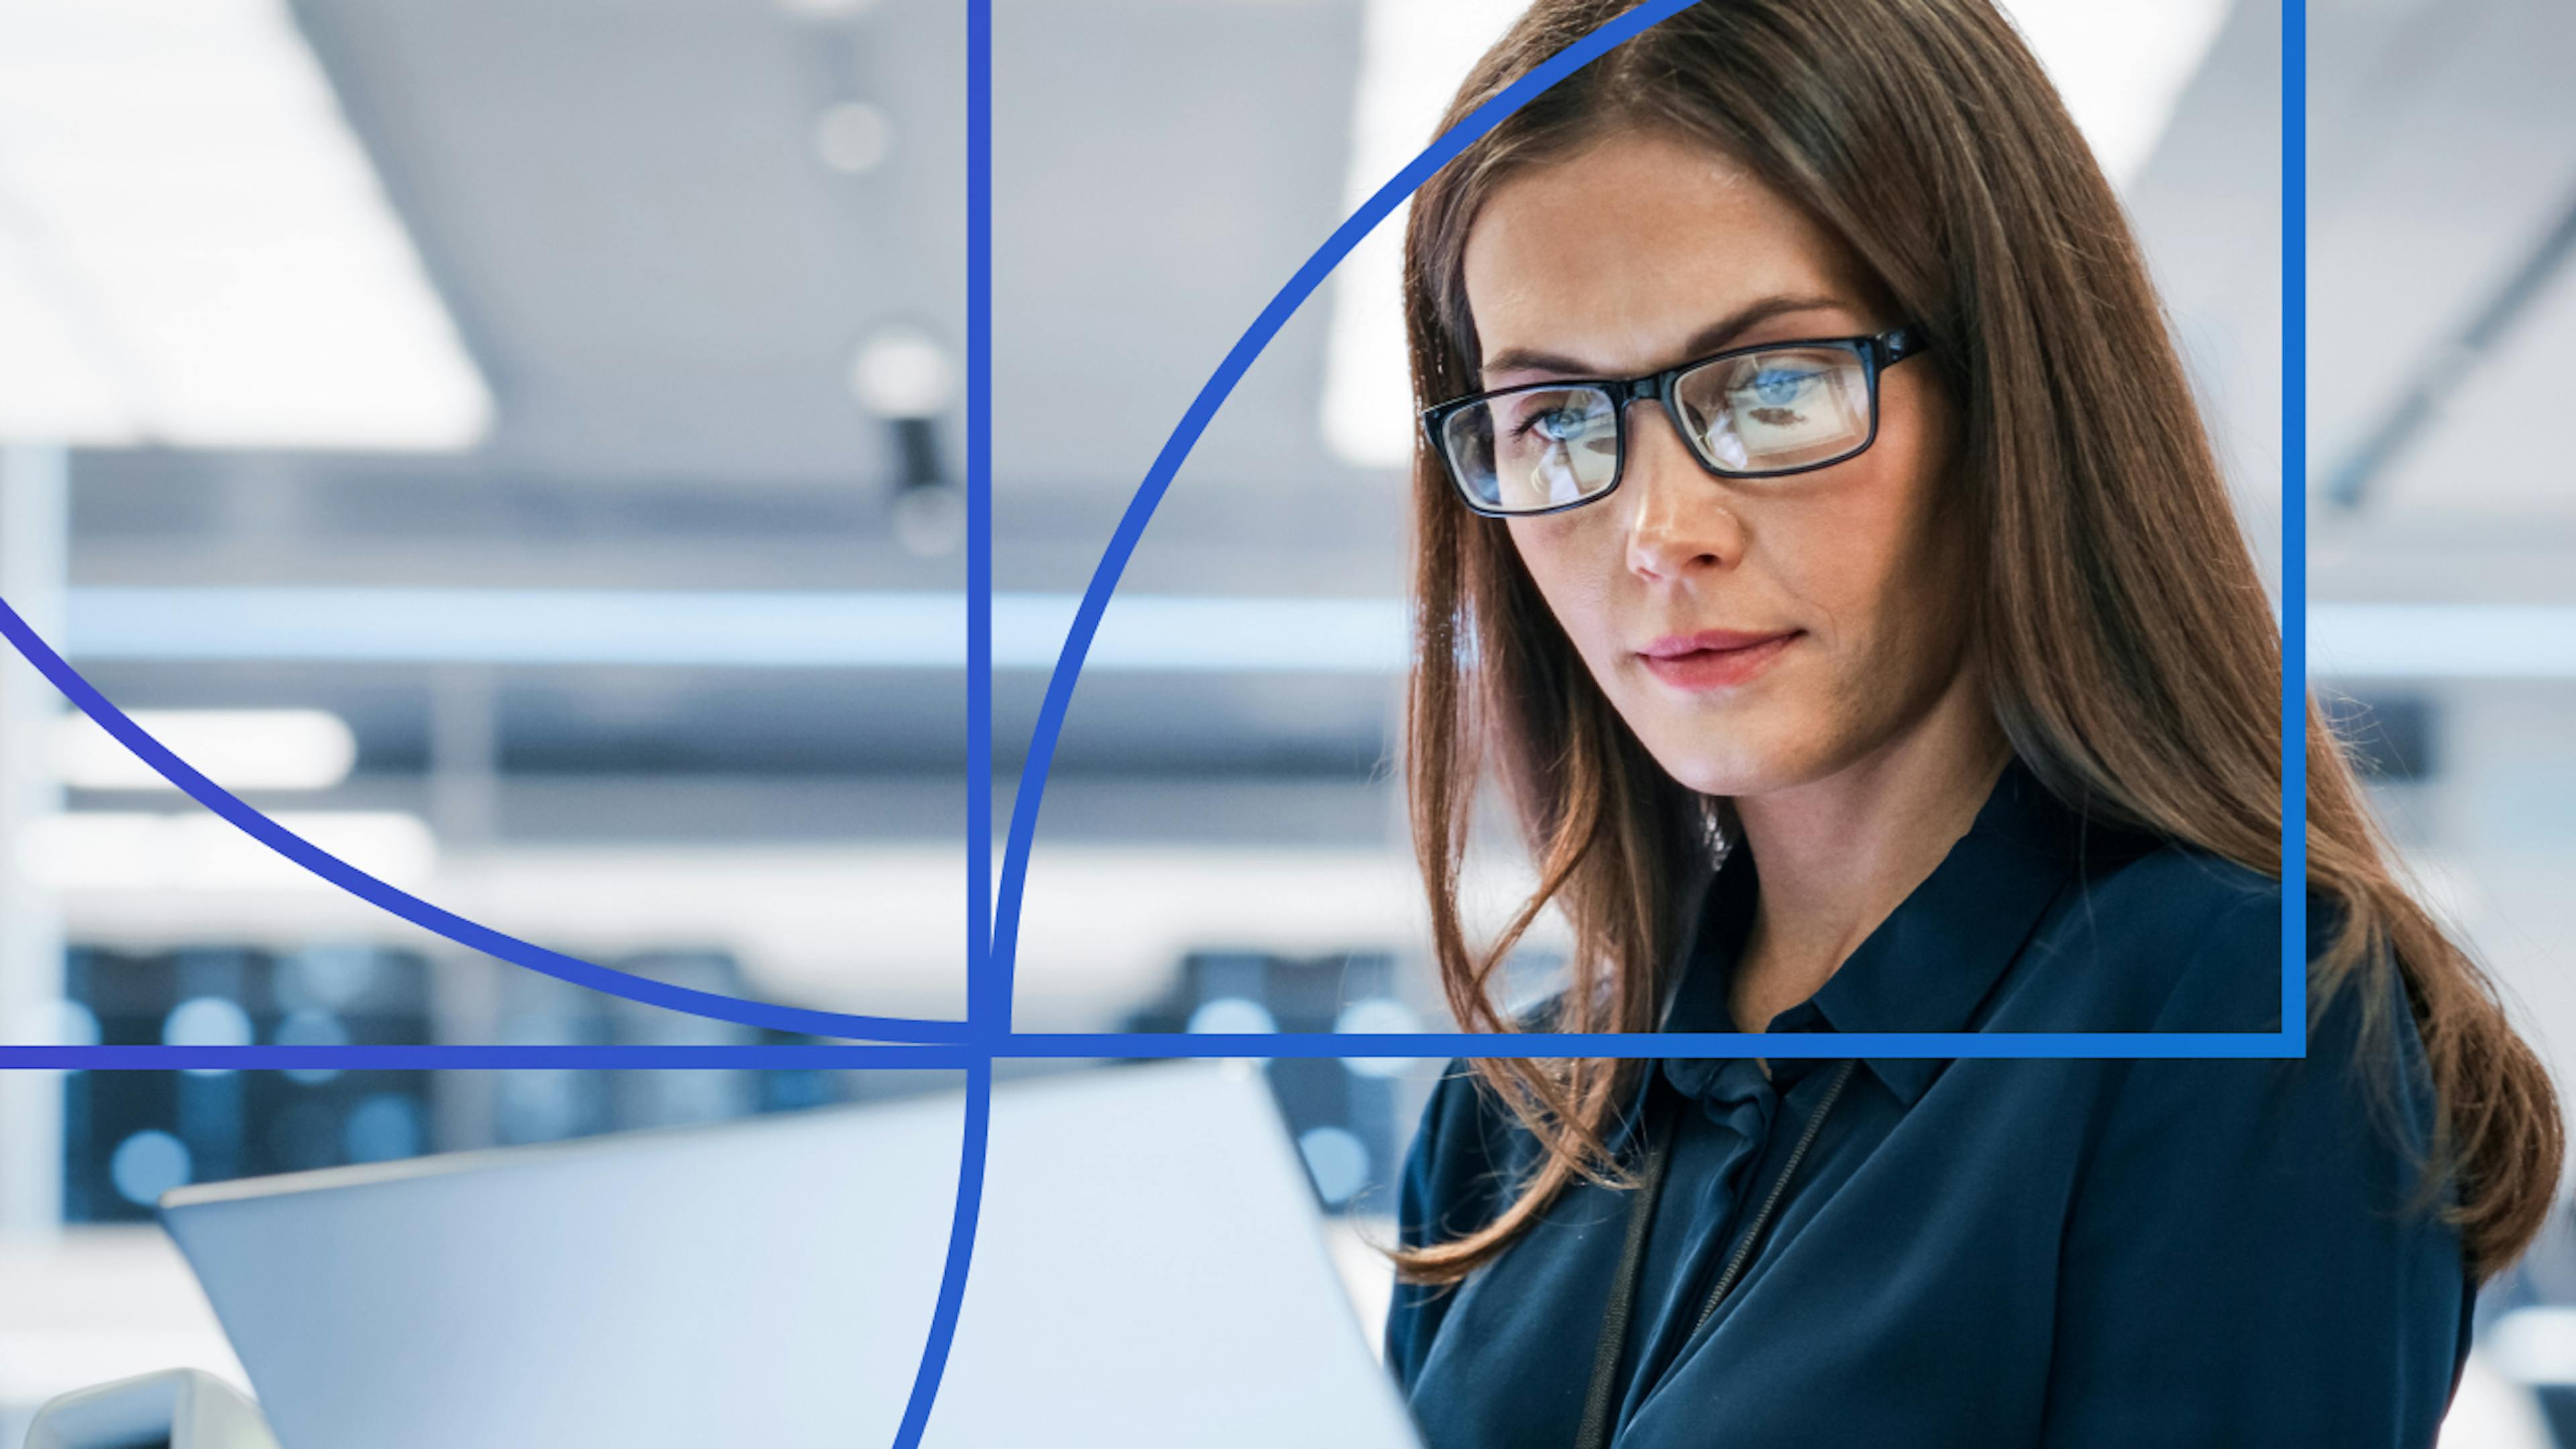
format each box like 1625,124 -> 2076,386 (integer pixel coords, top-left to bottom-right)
0,1228 -> 248,1447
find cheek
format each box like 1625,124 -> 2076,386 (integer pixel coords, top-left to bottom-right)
1505,514 -> 1627,649
1772,438 -> 1957,652
1752,492 -> 1904,653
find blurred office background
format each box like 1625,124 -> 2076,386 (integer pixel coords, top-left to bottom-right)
0,0 -> 2571,1442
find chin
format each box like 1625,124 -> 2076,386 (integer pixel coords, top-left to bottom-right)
1635,731 -> 1808,800
1617,686 -> 1858,796
1600,662 -> 1818,792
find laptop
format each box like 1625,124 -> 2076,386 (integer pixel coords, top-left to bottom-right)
160,1059 -> 1426,1449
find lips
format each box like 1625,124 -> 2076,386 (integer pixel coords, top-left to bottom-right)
1636,629 -> 1801,690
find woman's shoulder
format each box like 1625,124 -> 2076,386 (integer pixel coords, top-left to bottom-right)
2022,845 -> 2453,1231
2017,837 -> 2316,1034
2064,836 -> 2283,955
2039,843 -> 2443,1178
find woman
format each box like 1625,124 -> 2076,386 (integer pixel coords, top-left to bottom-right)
1382,1 -> 2563,1446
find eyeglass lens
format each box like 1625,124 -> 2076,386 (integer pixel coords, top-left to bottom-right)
1440,344 -> 1876,513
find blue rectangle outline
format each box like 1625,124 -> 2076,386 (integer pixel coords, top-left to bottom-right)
0,2 -> 2304,1073
969,0 -> 2308,1063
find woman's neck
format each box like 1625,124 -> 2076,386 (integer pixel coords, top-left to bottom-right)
1726,667 -> 2011,1034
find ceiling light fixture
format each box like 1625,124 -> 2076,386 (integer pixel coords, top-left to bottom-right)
849,325 -> 954,420
0,0 -> 492,449
49,707 -> 358,791
813,101 -> 894,176
22,809 -> 435,892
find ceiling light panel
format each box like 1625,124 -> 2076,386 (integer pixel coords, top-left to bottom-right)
0,0 -> 492,449
49,708 -> 358,792
22,810 -> 434,892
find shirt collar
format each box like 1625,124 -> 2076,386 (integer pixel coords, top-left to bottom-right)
1656,753 -> 2110,1107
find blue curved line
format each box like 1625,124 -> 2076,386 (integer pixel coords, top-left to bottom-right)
0,596 -> 969,1044
892,1055 -> 993,1449
989,0 -> 1704,1020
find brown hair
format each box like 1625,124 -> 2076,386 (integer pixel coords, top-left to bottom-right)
1397,0 -> 2560,1285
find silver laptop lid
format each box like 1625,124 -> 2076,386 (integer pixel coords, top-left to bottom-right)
161,1059 -> 1422,1449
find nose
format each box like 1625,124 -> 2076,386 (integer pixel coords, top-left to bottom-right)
1619,399 -> 1743,580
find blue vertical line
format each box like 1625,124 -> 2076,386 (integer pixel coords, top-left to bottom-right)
968,0 -> 996,1039
2282,0 -> 2308,1056
890,2 -> 998,1446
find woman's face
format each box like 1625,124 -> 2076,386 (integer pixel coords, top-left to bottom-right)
1460,127 -> 1975,798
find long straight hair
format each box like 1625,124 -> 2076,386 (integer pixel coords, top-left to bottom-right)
1397,0 -> 2560,1285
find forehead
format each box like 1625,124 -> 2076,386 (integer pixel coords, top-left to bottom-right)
1460,128 -> 1866,370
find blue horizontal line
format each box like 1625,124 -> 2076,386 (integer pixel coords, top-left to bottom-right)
1002,1031 -> 2298,1059
0,1044 -> 975,1069
8,1030 -> 2299,1069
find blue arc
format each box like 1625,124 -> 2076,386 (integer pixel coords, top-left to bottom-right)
894,0 -> 1000,1442
986,0 -> 1706,1025
903,3 -> 1704,1444
893,1058 -> 991,1449
0,0 -> 1699,1051
0,0 -> 1703,1053
0,596 -> 967,1044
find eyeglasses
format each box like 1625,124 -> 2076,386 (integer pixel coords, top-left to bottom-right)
1419,326 -> 1931,518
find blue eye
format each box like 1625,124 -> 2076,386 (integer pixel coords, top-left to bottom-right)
1529,406 -> 1589,441
1750,367 -> 1821,405
1511,396 -> 1607,444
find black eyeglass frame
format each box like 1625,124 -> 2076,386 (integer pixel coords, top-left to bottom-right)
1419,325 -> 1932,519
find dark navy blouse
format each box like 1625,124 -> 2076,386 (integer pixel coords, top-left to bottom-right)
1386,755 -> 2473,1448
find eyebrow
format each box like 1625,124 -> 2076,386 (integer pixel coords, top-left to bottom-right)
1479,294 -> 1852,379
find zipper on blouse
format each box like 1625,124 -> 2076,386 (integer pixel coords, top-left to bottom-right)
1694,1057 -> 1858,1334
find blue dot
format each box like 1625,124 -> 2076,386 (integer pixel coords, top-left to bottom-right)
11,999 -> 99,1051
163,996 -> 252,1076
1298,1126 -> 1371,1208
109,1130 -> 192,1205
273,1010 -> 349,1085
1334,997 -> 1422,1079
344,1093 -> 423,1164
1186,997 -> 1277,1035
278,945 -> 379,1011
